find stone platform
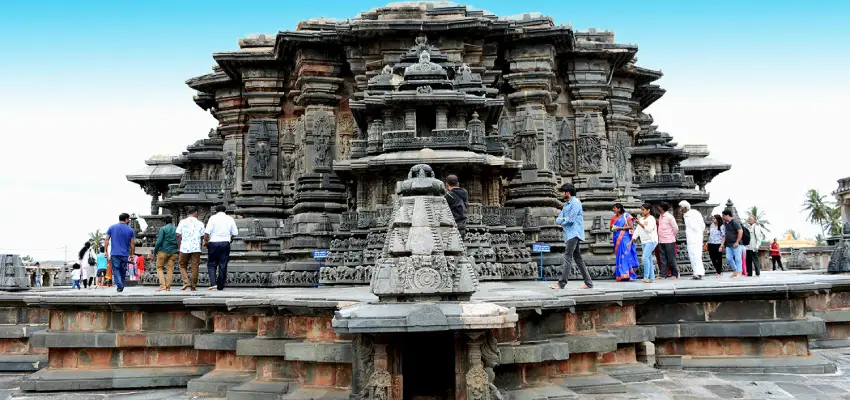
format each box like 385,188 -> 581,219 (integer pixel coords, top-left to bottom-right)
9,271 -> 850,398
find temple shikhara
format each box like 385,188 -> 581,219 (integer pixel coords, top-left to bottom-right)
127,2 -> 730,288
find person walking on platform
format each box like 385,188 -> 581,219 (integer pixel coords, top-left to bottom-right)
657,202 -> 680,279
153,215 -> 178,291
104,213 -> 136,293
552,183 -> 593,290
745,216 -> 763,277
680,201 -> 706,279
720,209 -> 744,278
632,203 -> 659,283
707,215 -> 725,277
177,207 -> 205,291
204,205 -> 238,291
770,239 -> 785,270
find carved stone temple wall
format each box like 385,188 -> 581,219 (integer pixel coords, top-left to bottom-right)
130,2 -> 729,286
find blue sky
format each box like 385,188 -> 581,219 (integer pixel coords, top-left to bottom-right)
1,0 -> 848,260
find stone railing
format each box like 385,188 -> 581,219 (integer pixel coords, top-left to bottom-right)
381,129 -> 487,152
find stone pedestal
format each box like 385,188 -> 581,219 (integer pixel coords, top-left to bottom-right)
0,294 -> 47,371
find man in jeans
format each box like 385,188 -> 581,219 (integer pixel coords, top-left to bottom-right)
153,215 -> 178,291
552,183 -> 593,290
720,209 -> 744,278
204,205 -> 238,291
745,216 -> 763,277
104,213 -> 136,293
657,202 -> 680,279
177,207 -> 205,291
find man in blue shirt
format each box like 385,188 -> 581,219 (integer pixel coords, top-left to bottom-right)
552,183 -> 593,289
104,213 -> 136,293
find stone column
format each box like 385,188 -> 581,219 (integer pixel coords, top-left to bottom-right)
214,86 -> 248,190
609,74 -> 640,202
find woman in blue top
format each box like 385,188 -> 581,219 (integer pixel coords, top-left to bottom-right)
610,203 -> 639,281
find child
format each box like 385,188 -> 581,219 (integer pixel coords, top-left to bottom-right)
96,247 -> 108,289
71,264 -> 82,289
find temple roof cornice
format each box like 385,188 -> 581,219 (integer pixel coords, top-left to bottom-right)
616,64 -> 663,86
185,68 -> 233,92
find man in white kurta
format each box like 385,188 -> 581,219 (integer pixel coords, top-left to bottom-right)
680,201 -> 706,279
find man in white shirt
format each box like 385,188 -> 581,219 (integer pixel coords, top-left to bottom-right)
204,205 -> 239,291
680,201 -> 706,279
177,206 -> 205,291
745,216 -> 763,277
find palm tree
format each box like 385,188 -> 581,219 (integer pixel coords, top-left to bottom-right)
802,189 -> 831,236
746,206 -> 771,232
827,205 -> 843,237
815,234 -> 826,246
786,229 -> 800,240
88,230 -> 105,254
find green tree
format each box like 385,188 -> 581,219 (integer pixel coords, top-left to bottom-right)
815,234 -> 826,246
802,189 -> 831,236
826,205 -> 843,236
21,255 -> 33,262
746,206 -> 771,232
88,230 -> 105,254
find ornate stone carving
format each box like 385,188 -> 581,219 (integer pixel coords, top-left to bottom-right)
518,135 -> 536,168
222,152 -> 236,191
246,119 -> 278,180
577,135 -> 602,173
313,111 -> 333,169
336,113 -> 356,160
279,151 -> 294,181
614,133 -> 629,180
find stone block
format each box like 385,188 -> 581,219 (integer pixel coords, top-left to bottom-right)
21,365 -> 213,391
227,379 -> 292,400
559,333 -> 617,354
284,342 -> 353,363
635,341 -> 655,366
505,385 -> 580,400
195,333 -> 255,351
598,363 -> 663,383
236,338 -> 289,357
0,354 -> 47,371
605,326 -> 655,344
186,369 -> 254,396
637,302 -> 704,324
0,324 -> 45,339
499,342 -> 570,364
655,354 -> 836,374
559,373 -> 625,394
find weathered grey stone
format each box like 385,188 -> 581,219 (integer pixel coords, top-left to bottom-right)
284,342 -> 353,363
606,326 -> 656,344
656,354 -> 837,374
194,333 -> 254,351
0,324 -> 45,339
236,338 -> 289,356
560,374 -> 626,394
650,318 -> 825,339
636,341 -> 656,366
598,363 -> 663,383
0,354 -> 47,372
559,333 -> 618,354
498,342 -> 570,364
505,385 -> 580,400
21,366 -> 213,391
226,380 -> 292,400
186,370 -> 253,396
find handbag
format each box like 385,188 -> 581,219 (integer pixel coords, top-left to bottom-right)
87,250 -> 96,266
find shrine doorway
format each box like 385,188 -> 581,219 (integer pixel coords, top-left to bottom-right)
401,331 -> 455,400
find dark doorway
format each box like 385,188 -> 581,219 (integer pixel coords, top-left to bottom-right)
401,331 -> 455,400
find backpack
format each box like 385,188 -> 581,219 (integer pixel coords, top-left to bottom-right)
741,226 -> 751,246
87,250 -> 96,266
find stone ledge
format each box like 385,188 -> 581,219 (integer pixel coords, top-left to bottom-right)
651,318 -> 826,339
21,365 -> 213,391
227,379 -> 293,400
195,332 -> 255,351
498,342 -> 570,364
0,324 -> 46,339
557,333 -> 618,354
332,302 -> 517,333
656,354 -> 837,374
0,354 -> 47,372
810,338 -> 850,349
505,385 -> 579,400
284,342 -> 353,363
280,387 -> 351,400
604,326 -> 655,344
186,369 -> 254,396
236,338 -> 291,357
31,331 -> 196,348
598,363 -> 663,383
559,373 -> 625,394
810,309 -> 850,322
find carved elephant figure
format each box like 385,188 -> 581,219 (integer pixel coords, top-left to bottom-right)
354,265 -> 364,281
365,266 -> 374,281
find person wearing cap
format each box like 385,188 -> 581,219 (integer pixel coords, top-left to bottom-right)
176,206 -> 205,291
680,201 -> 706,279
552,183 -> 593,290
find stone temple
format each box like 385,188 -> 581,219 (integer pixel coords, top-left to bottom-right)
127,2 -> 730,287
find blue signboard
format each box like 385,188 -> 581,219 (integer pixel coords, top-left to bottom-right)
532,244 -> 551,253
312,250 -> 329,259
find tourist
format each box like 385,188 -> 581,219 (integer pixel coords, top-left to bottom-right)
77,242 -> 96,289
71,264 -> 82,289
177,207 -> 205,291
444,174 -> 469,238
610,203 -> 638,281
770,239 -> 784,271
680,201 -> 706,280
104,213 -> 136,292
745,216 -> 763,277
204,205 -> 238,291
707,215 -> 726,277
657,202 -> 680,279
632,204 -> 659,283
720,209 -> 744,278
128,255 -> 138,281
153,215 -> 178,292
96,246 -> 107,289
552,183 -> 593,290
136,253 -> 145,279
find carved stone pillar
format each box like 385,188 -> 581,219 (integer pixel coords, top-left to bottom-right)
609,74 -> 640,201
214,86 -> 248,190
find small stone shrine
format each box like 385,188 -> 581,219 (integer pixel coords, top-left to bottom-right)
334,164 -> 517,399
128,2 -> 730,286
0,255 -> 30,291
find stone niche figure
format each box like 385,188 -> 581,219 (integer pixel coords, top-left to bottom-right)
279,152 -> 294,181
253,141 -> 270,177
